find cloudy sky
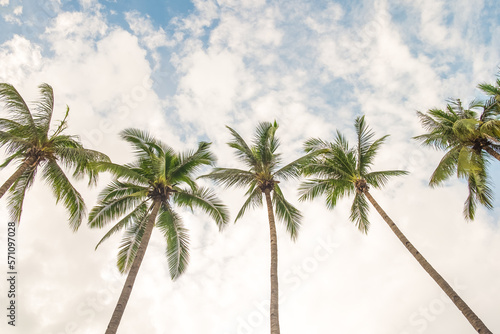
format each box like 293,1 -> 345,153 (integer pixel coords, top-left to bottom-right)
0,0 -> 499,333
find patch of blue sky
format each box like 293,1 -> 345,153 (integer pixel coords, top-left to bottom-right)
102,0 -> 194,30
0,0 -> 58,44
149,51 -> 179,98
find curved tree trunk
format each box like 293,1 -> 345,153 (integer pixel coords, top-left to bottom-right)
0,156 -> 37,199
364,190 -> 492,334
264,189 -> 280,334
484,146 -> 500,162
105,200 -> 161,334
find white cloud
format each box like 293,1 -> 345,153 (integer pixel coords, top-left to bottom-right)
0,0 -> 8,6
0,35 -> 43,84
0,1 -> 499,334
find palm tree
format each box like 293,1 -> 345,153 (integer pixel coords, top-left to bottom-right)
89,128 -> 229,334
201,121 -> 317,334
299,116 -> 492,334
478,72 -> 500,106
0,83 -> 109,229
414,98 -> 500,219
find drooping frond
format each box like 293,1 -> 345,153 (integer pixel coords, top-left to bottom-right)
429,146 -> 460,187
272,184 -> 301,240
7,165 -> 37,223
117,209 -> 149,273
350,192 -> 370,233
88,183 -> 147,229
95,201 -> 149,250
173,187 -> 230,230
41,160 -> 86,231
464,168 -> 494,221
234,182 -> 263,222
156,205 -> 190,280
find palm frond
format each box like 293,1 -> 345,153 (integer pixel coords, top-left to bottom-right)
156,205 -> 190,280
173,187 -> 229,230
6,165 -> 37,223
170,141 -> 215,184
272,184 -> 301,240
120,128 -> 168,160
33,83 -> 54,138
303,137 -> 330,153
365,170 -> 408,189
200,167 -> 255,189
274,149 -> 327,181
350,192 -> 370,233
226,125 -> 258,168
0,83 -> 37,133
253,121 -> 280,172
94,201 -> 149,249
234,182 -> 263,222
92,161 -> 150,185
464,170 -> 494,220
88,191 -> 146,229
41,160 -> 86,231
116,208 -> 150,273
429,147 -> 460,187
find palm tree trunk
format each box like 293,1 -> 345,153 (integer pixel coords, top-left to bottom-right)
264,188 -> 280,334
484,146 -> 500,162
364,190 -> 492,334
105,200 -> 161,334
0,156 -> 37,199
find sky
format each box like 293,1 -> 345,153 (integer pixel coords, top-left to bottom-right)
0,0 -> 499,333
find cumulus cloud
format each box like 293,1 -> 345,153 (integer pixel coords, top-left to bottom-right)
0,1 -> 499,334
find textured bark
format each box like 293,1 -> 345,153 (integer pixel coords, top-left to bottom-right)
105,200 -> 161,334
364,190 -> 492,334
264,188 -> 280,334
484,146 -> 500,162
0,156 -> 37,199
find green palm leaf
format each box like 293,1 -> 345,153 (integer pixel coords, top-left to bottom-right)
156,206 -> 190,280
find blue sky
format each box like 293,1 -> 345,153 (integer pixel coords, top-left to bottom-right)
0,1 -> 499,333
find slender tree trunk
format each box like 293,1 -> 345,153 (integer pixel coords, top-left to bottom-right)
105,200 -> 161,334
364,190 -> 492,334
484,146 -> 500,162
264,188 -> 280,334
0,156 -> 37,199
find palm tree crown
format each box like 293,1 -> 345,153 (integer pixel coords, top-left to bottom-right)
89,128 -> 229,277
299,115 -> 407,232
414,98 -> 500,219
203,121 -> 316,237
0,83 -> 109,229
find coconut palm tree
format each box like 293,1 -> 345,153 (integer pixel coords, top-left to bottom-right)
89,128 -> 229,334
299,116 -> 492,334
0,83 -> 109,229
414,98 -> 500,219
478,72 -> 500,106
201,121 -> 317,334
